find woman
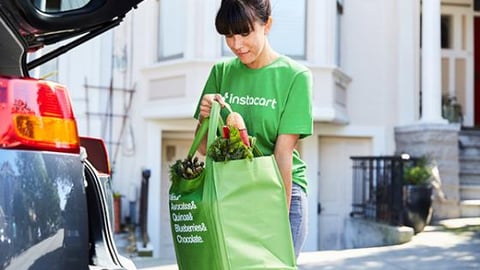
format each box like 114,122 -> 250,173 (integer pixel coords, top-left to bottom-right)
194,0 -> 313,259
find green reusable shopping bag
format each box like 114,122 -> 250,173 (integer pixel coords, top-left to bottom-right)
169,102 -> 297,270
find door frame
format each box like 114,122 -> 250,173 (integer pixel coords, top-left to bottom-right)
317,136 -> 372,250
440,4 -> 474,126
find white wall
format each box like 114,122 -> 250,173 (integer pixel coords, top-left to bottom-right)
342,1 -> 397,125
114,0 -> 424,256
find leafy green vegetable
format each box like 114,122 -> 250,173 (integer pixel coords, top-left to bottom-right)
207,126 -> 254,162
170,156 -> 204,181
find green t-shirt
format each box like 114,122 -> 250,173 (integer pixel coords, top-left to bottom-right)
194,55 -> 313,192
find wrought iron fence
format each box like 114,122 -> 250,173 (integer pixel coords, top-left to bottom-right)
350,156 -> 418,226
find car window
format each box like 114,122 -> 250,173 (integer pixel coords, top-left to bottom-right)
31,0 -> 90,12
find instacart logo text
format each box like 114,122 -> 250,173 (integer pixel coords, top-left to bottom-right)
223,92 -> 277,109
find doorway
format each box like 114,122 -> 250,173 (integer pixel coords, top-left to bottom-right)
440,5 -> 473,126
474,17 -> 480,125
317,136 -> 371,250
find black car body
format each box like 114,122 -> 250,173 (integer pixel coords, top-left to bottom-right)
0,0 -> 143,269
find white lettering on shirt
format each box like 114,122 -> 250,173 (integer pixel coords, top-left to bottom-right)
223,92 -> 277,109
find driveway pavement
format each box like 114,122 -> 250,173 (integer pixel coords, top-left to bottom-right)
124,218 -> 480,270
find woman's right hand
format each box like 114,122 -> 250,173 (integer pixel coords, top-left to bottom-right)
198,93 -> 225,122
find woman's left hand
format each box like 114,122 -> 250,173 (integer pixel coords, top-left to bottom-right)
198,93 -> 225,121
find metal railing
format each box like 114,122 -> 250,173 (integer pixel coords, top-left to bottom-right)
350,156 -> 418,226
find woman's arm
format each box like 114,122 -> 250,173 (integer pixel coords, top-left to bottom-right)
274,134 -> 299,210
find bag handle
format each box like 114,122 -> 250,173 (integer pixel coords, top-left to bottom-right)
187,101 -> 222,158
188,101 -> 263,158
207,101 -> 222,149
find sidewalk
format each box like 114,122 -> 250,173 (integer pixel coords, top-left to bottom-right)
124,218 -> 480,270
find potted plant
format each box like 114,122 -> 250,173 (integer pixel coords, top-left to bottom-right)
402,156 -> 433,234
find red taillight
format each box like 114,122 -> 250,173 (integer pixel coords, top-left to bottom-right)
0,76 -> 80,153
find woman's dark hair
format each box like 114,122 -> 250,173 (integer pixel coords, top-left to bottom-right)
215,0 -> 271,35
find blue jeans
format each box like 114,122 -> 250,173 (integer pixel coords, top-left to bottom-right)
289,183 -> 308,259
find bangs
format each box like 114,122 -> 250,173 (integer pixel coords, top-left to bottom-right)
215,1 -> 256,35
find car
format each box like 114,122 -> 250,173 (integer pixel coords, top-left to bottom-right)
0,0 -> 144,269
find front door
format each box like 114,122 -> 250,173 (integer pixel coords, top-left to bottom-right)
317,136 -> 371,250
475,16 -> 480,126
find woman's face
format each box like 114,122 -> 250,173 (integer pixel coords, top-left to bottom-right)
224,21 -> 270,69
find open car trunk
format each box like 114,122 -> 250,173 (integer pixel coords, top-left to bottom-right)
0,0 -> 143,76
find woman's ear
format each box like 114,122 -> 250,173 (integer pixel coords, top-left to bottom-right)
265,16 -> 273,34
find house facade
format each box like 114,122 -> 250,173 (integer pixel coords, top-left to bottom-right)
42,0 -> 480,262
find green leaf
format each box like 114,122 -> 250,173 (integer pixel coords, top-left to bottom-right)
207,125 -> 253,162
403,157 -> 432,186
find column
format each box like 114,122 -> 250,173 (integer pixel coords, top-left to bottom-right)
420,0 -> 447,123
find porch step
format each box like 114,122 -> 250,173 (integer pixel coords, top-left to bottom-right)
458,131 -> 480,214
459,130 -> 480,146
459,156 -> 480,172
459,171 -> 480,186
459,131 -> 480,157
460,200 -> 480,217
460,185 -> 480,200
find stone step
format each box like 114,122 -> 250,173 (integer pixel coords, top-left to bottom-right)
459,152 -> 480,197
459,146 -> 480,157
458,130 -> 480,218
460,200 -> 480,217
459,154 -> 480,165
459,169 -> 480,184
437,217 -> 480,229
459,130 -> 480,146
459,131 -> 480,158
459,165 -> 480,175
460,185 -> 480,200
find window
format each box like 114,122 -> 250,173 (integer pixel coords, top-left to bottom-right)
336,0 -> 344,66
221,0 -> 307,59
31,0 -> 90,12
269,0 -> 306,59
158,0 -> 186,61
441,15 -> 452,49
